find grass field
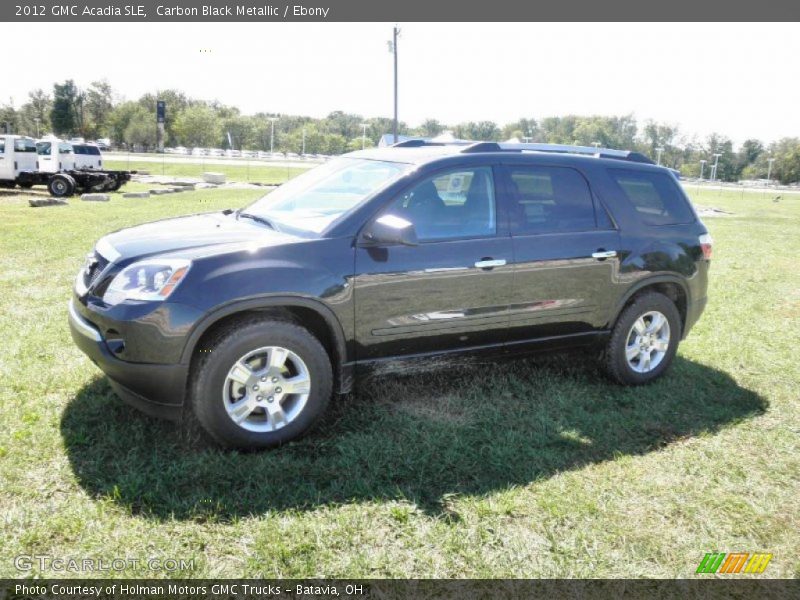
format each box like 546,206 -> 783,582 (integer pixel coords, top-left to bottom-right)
0,181 -> 797,579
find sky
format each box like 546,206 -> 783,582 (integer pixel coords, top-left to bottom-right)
4,22 -> 798,145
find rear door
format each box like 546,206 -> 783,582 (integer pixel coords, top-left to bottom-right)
354,165 -> 513,360
501,163 -> 621,344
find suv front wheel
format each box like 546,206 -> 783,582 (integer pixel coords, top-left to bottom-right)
605,292 -> 681,385
191,318 -> 333,449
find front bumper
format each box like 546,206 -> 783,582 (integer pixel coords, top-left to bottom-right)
68,298 -> 187,420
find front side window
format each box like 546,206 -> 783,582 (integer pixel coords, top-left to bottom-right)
609,169 -> 695,226
381,167 -> 496,241
243,157 -> 410,234
508,166 -> 596,233
13,138 -> 37,153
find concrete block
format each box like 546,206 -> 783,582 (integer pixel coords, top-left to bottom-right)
29,198 -> 68,207
203,172 -> 226,184
81,193 -> 110,202
122,192 -> 150,198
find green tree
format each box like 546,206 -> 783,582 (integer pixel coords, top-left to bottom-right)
453,121 -> 501,140
123,107 -> 157,150
84,80 -> 115,139
416,118 -> 445,137
767,138 -> 800,184
173,104 -> 222,148
51,80 -> 80,136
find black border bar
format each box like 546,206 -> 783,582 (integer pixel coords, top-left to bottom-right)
2,579 -> 799,600
2,0 -> 800,22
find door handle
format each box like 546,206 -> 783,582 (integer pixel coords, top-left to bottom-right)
474,259 -> 507,269
592,250 -> 617,259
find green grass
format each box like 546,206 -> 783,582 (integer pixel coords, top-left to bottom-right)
0,183 -> 798,579
104,158 -> 308,184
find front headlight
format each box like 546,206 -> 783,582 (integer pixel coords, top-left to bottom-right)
103,258 -> 191,305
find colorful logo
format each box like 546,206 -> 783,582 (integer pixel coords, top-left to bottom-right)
696,553 -> 773,574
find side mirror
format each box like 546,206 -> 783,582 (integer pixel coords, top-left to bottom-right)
362,214 -> 418,247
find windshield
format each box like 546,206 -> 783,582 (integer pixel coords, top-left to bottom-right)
243,157 -> 410,234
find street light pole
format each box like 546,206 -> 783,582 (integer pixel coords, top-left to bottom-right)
268,117 -> 277,154
302,127 -> 306,156
767,157 -> 775,186
656,146 -> 664,165
711,153 -> 722,182
388,26 -> 400,144
360,123 -> 368,149
699,160 -> 706,180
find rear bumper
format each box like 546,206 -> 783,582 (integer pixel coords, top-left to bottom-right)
68,298 -> 186,421
683,295 -> 708,339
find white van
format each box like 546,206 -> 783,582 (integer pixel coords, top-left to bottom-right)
72,143 -> 103,169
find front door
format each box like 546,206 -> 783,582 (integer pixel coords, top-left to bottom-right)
354,165 -> 513,361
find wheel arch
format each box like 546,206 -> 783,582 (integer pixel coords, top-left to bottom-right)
181,296 -> 352,393
610,275 -> 690,337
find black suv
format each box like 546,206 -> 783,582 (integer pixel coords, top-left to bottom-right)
69,141 -> 712,449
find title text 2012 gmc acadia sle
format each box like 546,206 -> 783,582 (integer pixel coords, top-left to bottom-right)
69,141 -> 712,449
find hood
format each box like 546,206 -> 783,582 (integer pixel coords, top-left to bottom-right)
98,211 -> 303,262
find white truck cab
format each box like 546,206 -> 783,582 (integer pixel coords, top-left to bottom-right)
36,137 -> 76,173
0,135 -> 38,182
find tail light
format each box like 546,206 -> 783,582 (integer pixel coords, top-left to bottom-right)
699,233 -> 713,260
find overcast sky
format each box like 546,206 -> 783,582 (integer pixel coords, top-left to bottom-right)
5,22 -> 797,145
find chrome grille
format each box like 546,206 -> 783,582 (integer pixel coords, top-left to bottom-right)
82,252 -> 109,290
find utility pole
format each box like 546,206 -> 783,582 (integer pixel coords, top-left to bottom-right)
302,127 -> 306,156
268,117 -> 278,154
699,159 -> 706,180
767,157 -> 775,185
656,146 -> 664,165
360,122 -> 369,149
388,26 -> 400,144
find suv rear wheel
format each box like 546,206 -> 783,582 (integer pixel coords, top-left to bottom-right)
191,318 -> 333,449
605,292 -> 681,385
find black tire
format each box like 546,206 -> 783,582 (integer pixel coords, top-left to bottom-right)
48,174 -> 76,197
604,292 -> 682,385
109,179 -> 124,191
191,318 -> 333,449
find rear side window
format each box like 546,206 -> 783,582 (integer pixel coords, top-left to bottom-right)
0,140 -> 4,154
508,166 -> 597,234
86,146 -> 101,155
609,169 -> 695,225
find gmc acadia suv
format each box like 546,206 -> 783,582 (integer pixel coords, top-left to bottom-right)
68,141 -> 712,449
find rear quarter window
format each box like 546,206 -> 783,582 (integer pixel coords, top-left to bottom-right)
609,169 -> 695,226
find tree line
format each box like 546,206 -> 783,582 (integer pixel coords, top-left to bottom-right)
2,80 -> 799,184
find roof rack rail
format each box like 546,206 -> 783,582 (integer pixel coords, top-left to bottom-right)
392,138 -> 474,148
496,142 -> 653,164
389,139 -> 654,164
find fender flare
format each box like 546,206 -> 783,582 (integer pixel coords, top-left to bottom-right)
179,295 -> 351,391
608,274 -> 691,330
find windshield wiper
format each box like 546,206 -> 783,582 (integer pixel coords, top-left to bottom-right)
236,210 -> 278,230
